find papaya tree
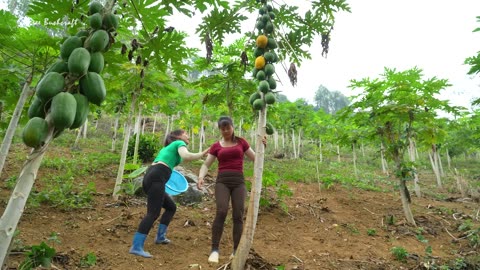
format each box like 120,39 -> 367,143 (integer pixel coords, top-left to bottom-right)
111,62 -> 179,200
0,1 -> 120,265
194,38 -> 258,118
346,67 -> 460,225
417,117 -> 449,188
233,0 -> 350,267
0,11 -> 60,178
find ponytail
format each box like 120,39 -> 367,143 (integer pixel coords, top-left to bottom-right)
164,129 -> 185,146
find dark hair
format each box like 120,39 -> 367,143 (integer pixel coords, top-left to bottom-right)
218,116 -> 237,142
164,129 -> 185,146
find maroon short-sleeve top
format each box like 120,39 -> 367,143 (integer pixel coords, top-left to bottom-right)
209,137 -> 250,173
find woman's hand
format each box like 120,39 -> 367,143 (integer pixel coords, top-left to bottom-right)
197,177 -> 204,190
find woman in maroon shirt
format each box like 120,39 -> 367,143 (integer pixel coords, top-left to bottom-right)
197,116 -> 257,264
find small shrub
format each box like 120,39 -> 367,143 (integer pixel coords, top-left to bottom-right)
458,219 -> 474,232
127,134 -> 160,163
386,215 -> 396,225
391,246 -> 408,262
79,252 -> 97,268
416,227 -> 428,243
4,175 -> 17,190
367,228 -> 377,236
19,242 -> 56,270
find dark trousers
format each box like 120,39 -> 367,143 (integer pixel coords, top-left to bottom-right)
137,164 -> 177,235
211,171 -> 246,252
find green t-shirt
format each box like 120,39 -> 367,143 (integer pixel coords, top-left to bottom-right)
153,140 -> 187,169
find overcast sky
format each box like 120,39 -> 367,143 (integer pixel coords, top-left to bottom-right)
278,1 -> 480,108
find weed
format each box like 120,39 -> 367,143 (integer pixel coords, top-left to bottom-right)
41,156 -> 69,170
120,179 -> 141,196
29,174 -> 96,210
453,258 -> 467,269
79,252 -> 97,268
458,219 -> 473,232
416,227 -> 428,243
466,227 -> 480,248
4,175 -> 17,190
344,223 -> 360,235
11,229 -> 25,252
390,246 -> 408,262
386,215 -> 396,225
47,232 -> 61,248
437,206 -> 454,215
425,245 -> 432,256
367,228 -> 377,236
18,242 -> 56,270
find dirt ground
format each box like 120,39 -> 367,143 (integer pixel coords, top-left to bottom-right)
1,144 -> 479,270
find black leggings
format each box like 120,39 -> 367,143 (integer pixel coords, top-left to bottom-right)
137,164 -> 177,235
211,171 -> 246,252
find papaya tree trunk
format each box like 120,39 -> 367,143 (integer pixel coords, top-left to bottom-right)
273,130 -> 278,151
0,74 -> 32,178
0,126 -> 53,267
152,113 -> 157,134
83,118 -> 88,139
319,137 -> 323,163
352,142 -> 358,178
454,168 -> 467,197
446,149 -> 451,171
437,151 -> 445,177
291,129 -> 296,159
408,138 -> 421,198
73,123 -> 83,149
231,108 -> 266,270
132,105 -> 142,165
316,153 -> 321,192
399,177 -> 416,226
111,114 -> 119,152
429,144 -> 442,188
380,142 -> 389,175
163,115 -> 171,143
113,93 -> 136,200
393,155 -> 416,226
297,129 -> 302,158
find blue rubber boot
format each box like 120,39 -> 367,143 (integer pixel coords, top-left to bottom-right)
129,232 -> 152,258
155,224 -> 171,244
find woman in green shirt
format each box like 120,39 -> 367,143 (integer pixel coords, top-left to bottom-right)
129,129 -> 208,258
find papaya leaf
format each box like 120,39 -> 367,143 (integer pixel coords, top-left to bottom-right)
28,0 -> 81,24
196,8 -> 247,46
0,11 -> 18,39
124,166 -> 148,179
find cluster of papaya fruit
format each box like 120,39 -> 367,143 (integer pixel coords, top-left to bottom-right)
250,0 -> 277,135
22,1 -> 119,148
